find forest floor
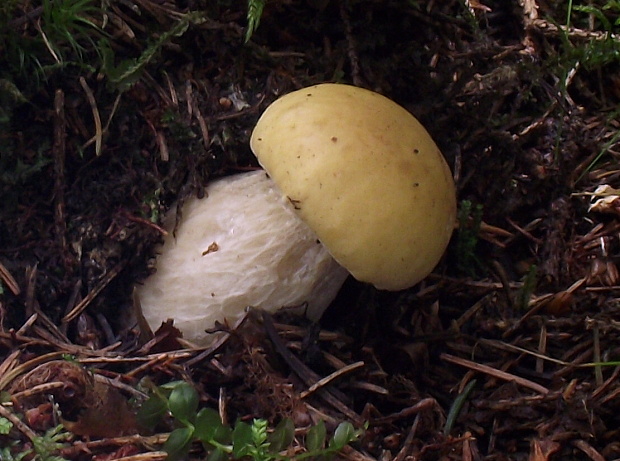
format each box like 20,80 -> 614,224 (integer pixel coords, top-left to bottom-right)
2,0 -> 620,460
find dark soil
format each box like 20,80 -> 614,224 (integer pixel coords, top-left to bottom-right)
2,0 -> 620,459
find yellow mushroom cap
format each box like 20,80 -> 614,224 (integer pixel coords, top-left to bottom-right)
250,83 -> 456,291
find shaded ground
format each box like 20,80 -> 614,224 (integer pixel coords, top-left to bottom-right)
2,0 -> 620,459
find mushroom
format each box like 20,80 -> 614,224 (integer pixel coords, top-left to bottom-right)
135,171 -> 349,346
136,83 -> 456,345
250,83 -> 457,290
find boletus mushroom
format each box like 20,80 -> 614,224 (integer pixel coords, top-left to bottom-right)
136,83 -> 457,346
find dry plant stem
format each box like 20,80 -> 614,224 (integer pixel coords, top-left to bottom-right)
218,387 -> 228,427
455,293 -> 492,329
0,330 -> 50,351
184,81 -> 211,150
183,333 -> 231,367
25,264 -> 37,318
530,439 -> 560,460
491,260 -> 515,312
372,398 -> 438,425
536,324 -> 547,374
275,323 -> 352,343
82,94 -> 122,151
533,18 -> 620,41
0,350 -> 20,378
502,278 -> 587,338
63,260 -> 126,323
34,302 -> 72,344
79,77 -> 103,156
10,381 -> 66,402
299,361 -> 364,399
62,280 -> 83,336
505,217 -> 543,245
94,373 -> 148,399
13,315 -> 36,336
572,439 -> 606,461
591,365 -> 620,400
36,20 -> 60,63
304,403 -> 340,426
440,353 -> 549,395
462,436 -> 474,461
339,445 -> 377,461
149,122 -> 170,162
599,382 -> 620,405
118,210 -> 168,236
159,132 -> 171,161
592,326 -> 604,386
262,312 -> 363,424
78,350 -> 195,367
53,89 -> 68,259
191,95 -> 210,151
165,73 -> 179,108
0,404 -> 37,442
61,435 -> 169,457
349,381 -> 389,395
339,0 -> 363,87
393,413 -> 421,461
416,434 -> 476,459
480,339 -> 581,368
0,261 -> 20,295
0,352 -> 65,392
110,454 -> 168,461
33,324 -> 121,357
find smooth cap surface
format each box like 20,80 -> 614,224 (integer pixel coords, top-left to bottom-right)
250,83 -> 456,290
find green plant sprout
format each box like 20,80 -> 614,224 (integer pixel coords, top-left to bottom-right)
516,264 -> 538,311
0,424 -> 71,461
40,0 -> 104,65
246,0 -> 266,42
100,12 -> 206,92
443,379 -> 477,436
137,381 -> 364,461
0,416 -> 12,435
456,200 -> 484,277
570,1 -> 620,30
559,0 -> 620,71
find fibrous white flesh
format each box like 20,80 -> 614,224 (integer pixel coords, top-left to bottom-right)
136,170 -> 349,346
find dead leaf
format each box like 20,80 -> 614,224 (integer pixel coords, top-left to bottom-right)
62,380 -> 137,437
530,439 -> 561,461
588,184 -> 620,215
467,0 -> 492,12
10,360 -> 137,437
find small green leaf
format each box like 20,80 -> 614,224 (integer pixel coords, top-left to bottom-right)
168,382 -> 199,424
268,418 -> 295,453
207,447 -> 229,461
137,395 -> 168,431
306,420 -> 326,451
250,418 -> 269,447
245,0 -> 265,42
195,408 -> 230,445
164,426 -> 194,461
232,421 -> 253,458
159,380 -> 188,391
0,417 -> 13,435
329,422 -> 357,449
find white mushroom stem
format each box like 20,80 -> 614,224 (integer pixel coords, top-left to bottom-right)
136,170 -> 349,346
